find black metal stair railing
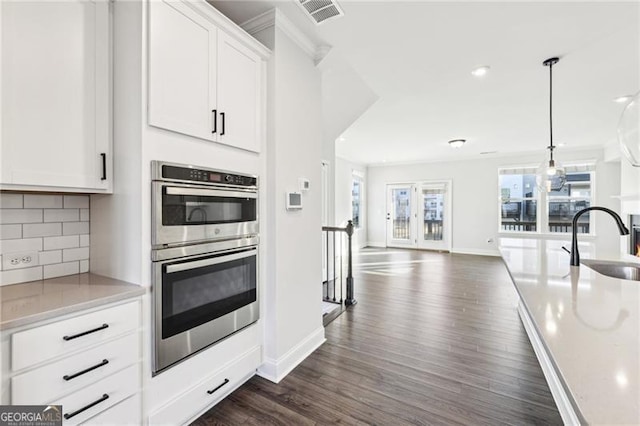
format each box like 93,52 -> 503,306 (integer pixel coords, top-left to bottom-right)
322,220 -> 356,307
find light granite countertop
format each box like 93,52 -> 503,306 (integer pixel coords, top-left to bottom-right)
0,273 -> 145,330
499,237 -> 639,425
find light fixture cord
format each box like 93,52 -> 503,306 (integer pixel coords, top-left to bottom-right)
549,60 -> 554,162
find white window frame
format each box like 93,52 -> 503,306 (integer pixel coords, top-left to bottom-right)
498,163 -> 596,237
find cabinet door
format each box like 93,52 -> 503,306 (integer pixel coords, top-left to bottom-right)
148,0 -> 217,141
0,0 -> 111,191
217,32 -> 262,153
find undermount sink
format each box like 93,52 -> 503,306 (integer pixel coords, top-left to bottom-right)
581,259 -> 640,282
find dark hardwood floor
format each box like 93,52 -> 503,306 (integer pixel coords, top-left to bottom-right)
194,248 -> 562,425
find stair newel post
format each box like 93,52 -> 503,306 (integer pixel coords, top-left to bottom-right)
345,220 -> 357,306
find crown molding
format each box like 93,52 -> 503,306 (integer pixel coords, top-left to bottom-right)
241,9 -> 329,62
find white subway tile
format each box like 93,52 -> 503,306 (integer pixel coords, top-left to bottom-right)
63,247 -> 89,262
80,209 -> 90,222
80,235 -> 90,247
0,266 -> 42,286
39,250 -> 62,265
24,194 -> 63,209
0,194 -> 23,209
0,238 -> 43,255
0,209 -> 43,224
80,260 -> 89,273
63,195 -> 89,209
23,223 -> 62,238
0,224 -> 21,240
62,222 -> 89,236
43,262 -> 79,280
44,209 -> 79,223
43,235 -> 79,251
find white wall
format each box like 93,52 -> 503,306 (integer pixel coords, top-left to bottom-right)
251,12 -> 325,383
335,157 -> 367,249
367,148 -> 621,256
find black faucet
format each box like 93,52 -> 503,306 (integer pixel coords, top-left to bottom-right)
570,207 -> 630,266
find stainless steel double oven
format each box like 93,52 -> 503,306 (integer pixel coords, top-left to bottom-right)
151,161 -> 259,374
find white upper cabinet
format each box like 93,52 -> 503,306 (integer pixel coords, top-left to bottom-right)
216,32 -> 261,153
148,0 -> 217,142
148,0 -> 265,153
0,0 -> 112,193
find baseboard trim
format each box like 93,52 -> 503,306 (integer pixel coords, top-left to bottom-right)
451,248 -> 500,257
257,327 -> 325,383
366,241 -> 385,248
517,303 -> 582,425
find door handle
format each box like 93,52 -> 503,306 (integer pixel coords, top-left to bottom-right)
211,109 -> 217,134
100,153 -> 107,181
386,213 -> 390,220
220,112 -> 226,136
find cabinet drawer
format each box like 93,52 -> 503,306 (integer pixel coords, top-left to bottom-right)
55,364 -> 138,426
148,346 -> 260,425
83,394 -> 141,425
11,332 -> 139,404
12,301 -> 139,371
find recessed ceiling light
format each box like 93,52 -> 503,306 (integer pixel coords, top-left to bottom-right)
337,136 -> 346,142
448,139 -> 466,148
614,95 -> 633,104
471,66 -> 490,77
557,142 -> 566,147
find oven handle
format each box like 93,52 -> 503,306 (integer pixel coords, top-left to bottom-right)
165,186 -> 257,199
165,249 -> 256,274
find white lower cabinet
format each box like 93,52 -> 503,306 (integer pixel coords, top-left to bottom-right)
3,298 -> 142,425
84,394 -> 141,425
55,364 -> 139,425
148,345 -> 261,425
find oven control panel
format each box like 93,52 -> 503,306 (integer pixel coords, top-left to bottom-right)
161,164 -> 257,187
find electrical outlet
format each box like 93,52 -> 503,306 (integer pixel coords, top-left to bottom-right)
2,251 -> 39,271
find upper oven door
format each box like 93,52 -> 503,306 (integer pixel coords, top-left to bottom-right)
152,182 -> 258,247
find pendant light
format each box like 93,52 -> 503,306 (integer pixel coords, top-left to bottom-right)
537,57 -> 566,192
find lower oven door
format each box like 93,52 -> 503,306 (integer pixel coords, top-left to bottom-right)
153,245 -> 259,374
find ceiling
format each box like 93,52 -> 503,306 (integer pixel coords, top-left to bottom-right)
211,1 -> 640,165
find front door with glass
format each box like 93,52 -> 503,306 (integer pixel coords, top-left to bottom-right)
386,185 -> 416,248
417,183 -> 450,251
386,182 -> 452,251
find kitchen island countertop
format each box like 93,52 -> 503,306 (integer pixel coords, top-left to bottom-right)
0,273 -> 145,330
499,238 -> 639,424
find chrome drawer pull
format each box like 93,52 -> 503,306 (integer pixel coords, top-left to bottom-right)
63,324 -> 109,341
63,393 -> 109,420
207,378 -> 229,395
63,359 -> 109,381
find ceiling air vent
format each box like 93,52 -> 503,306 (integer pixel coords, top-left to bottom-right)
297,0 -> 344,25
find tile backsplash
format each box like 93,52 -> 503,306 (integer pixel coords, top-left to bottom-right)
0,193 -> 90,286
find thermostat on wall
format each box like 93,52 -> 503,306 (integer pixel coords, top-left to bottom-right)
299,178 -> 310,192
286,192 -> 303,210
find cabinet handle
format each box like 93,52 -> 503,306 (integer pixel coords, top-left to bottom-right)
63,323 -> 109,341
100,153 -> 107,181
206,378 -> 229,395
63,359 -> 109,381
212,109 -> 217,134
63,394 -> 109,420
220,112 -> 226,136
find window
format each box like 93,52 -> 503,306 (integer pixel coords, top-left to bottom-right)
352,179 -> 362,228
499,168 -> 538,232
548,170 -> 592,234
499,164 -> 595,234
